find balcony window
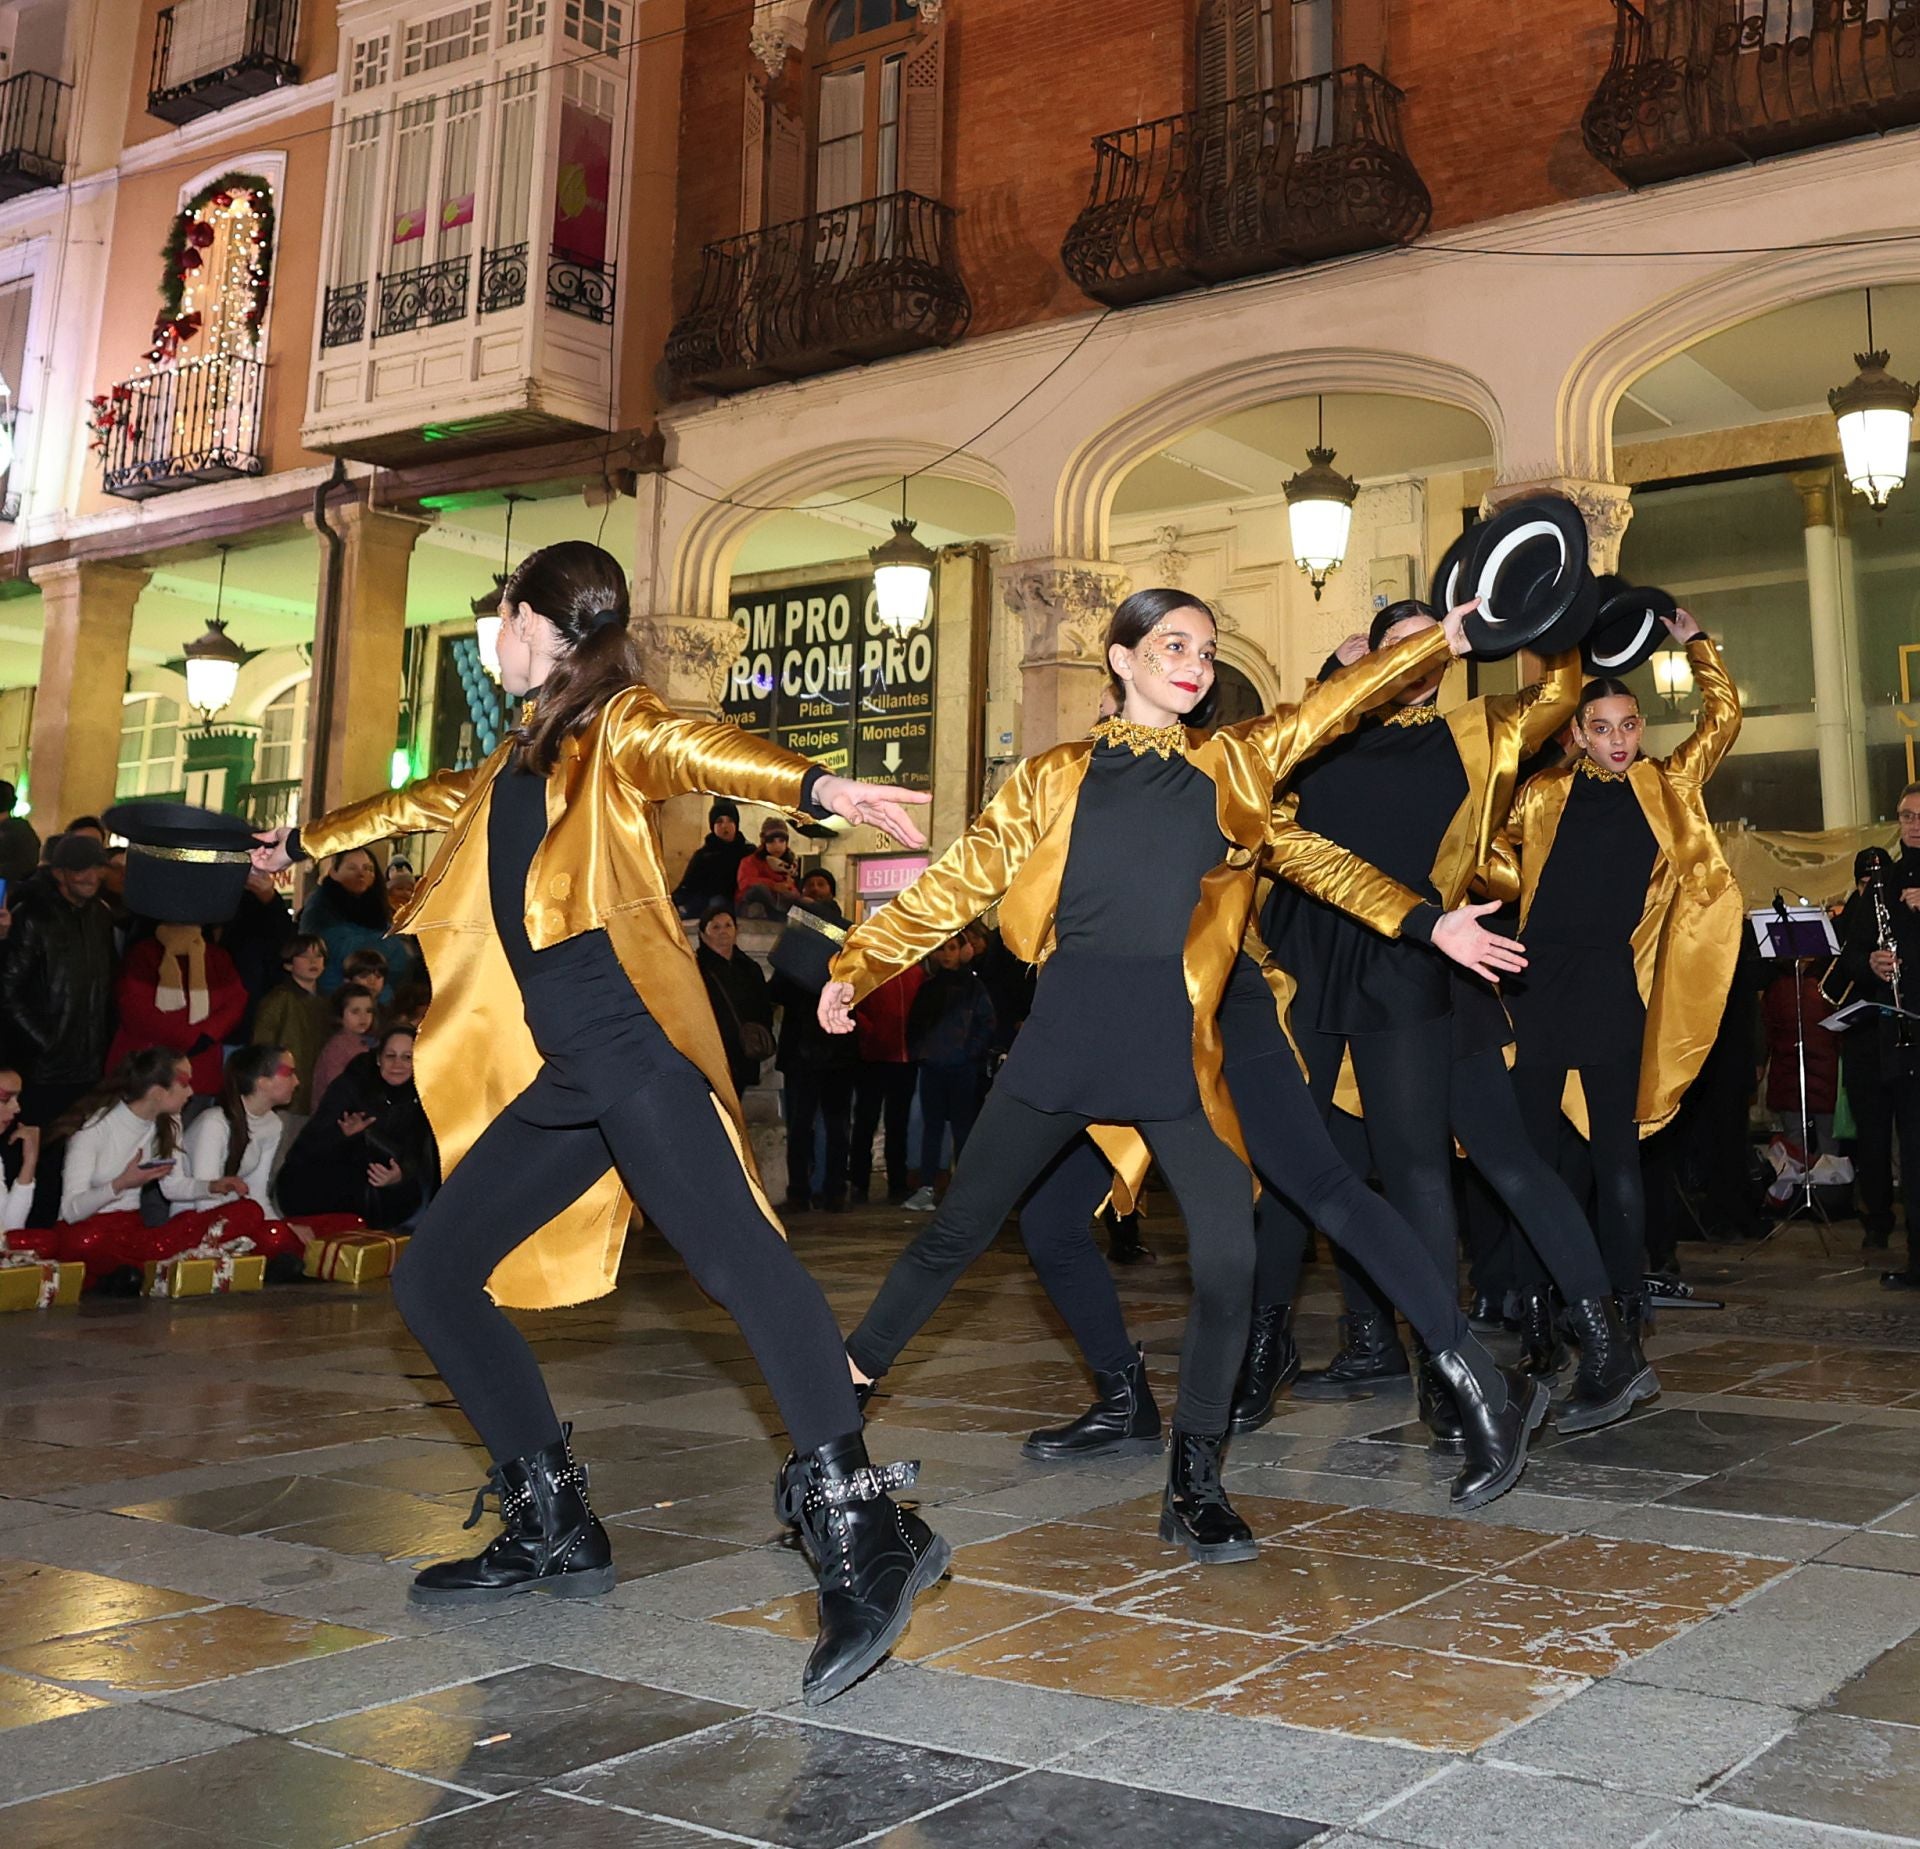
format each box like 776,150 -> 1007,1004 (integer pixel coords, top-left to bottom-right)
401,2 -> 491,75
0,73 -> 69,203
562,0 -> 622,53
149,0 -> 300,125
254,678 -> 308,783
1584,0 -> 1920,189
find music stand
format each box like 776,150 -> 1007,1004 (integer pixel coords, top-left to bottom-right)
1749,904 -> 1841,1250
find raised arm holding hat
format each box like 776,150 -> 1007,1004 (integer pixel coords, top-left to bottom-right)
248,540 -> 939,1708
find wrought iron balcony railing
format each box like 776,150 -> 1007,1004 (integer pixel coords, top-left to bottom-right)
98,353 -> 266,501
0,73 -> 69,203
666,189 -> 970,396
479,243 -> 529,315
150,0 -> 299,125
319,281 -> 366,349
547,247 -> 616,324
1061,65 -> 1430,307
375,255 -> 471,339
1584,0 -> 1920,188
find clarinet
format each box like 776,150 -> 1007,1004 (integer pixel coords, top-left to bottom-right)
1871,868 -> 1920,1072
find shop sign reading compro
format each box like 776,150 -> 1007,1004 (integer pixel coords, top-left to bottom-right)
723,572 -> 936,792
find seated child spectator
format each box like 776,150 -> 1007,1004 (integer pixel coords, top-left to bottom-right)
252,935 -> 331,1112
311,984 -> 378,1106
0,1065 -> 38,1235
179,1044 -> 300,1220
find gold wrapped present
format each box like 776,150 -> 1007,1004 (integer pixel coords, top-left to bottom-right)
301,1231 -> 409,1284
0,1260 -> 82,1311
143,1252 -> 266,1298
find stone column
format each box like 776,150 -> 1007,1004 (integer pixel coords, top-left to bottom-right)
1794,469 -> 1869,829
633,611 -> 745,875
305,504 -> 428,814
999,558 -> 1132,755
26,559 -> 149,826
1482,476 -> 1635,576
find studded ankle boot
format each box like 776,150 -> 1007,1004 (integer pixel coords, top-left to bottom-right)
1557,1297 -> 1660,1434
410,1430 -> 614,1605
1023,1345 -> 1162,1460
777,1378 -> 874,1531
792,1431 -> 951,1706
1229,1302 -> 1300,1435
1160,1428 -> 1258,1565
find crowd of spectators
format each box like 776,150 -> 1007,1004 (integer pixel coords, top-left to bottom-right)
0,786 -> 440,1292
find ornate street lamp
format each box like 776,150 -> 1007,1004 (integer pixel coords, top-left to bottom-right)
183,545 -> 246,723
1284,396 -> 1359,601
1830,289 -> 1917,508
1651,643 -> 1695,710
868,479 -> 937,635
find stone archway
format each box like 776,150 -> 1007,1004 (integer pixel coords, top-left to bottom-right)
1054,348 -> 1507,561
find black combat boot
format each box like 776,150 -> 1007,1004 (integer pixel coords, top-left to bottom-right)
1104,1204 -> 1154,1265
1429,1336 -> 1549,1512
1467,1290 -> 1506,1332
1557,1297 -> 1660,1434
792,1432 -> 951,1706
1290,1311 -> 1410,1401
777,1378 -> 874,1530
1414,1347 -> 1465,1455
1023,1345 -> 1162,1460
410,1431 -> 614,1605
1518,1286 -> 1567,1378
1619,1288 -> 1655,1338
1160,1428 -> 1258,1565
1229,1302 -> 1299,1435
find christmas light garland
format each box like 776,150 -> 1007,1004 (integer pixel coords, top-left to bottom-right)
87,170 -> 276,455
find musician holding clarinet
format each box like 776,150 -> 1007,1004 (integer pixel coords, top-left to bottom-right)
1835,793 -> 1920,1286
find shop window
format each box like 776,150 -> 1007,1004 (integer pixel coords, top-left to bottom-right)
117,694 -> 184,798
254,679 -> 307,785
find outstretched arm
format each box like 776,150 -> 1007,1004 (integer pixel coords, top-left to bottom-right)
820,758 -> 1049,1032
252,767 -> 482,873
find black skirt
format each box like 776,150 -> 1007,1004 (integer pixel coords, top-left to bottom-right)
996,951 -> 1199,1122
1507,942 -> 1644,1070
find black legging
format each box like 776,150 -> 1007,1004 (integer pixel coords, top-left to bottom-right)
1513,1056 -> 1644,1296
1256,1025 -> 1612,1324
392,1064 -> 861,1465
847,1089 -> 1255,1435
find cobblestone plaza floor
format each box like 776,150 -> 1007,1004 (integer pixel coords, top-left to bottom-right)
6,1207 -> 1920,1846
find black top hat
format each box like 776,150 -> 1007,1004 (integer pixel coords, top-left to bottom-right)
1455,495 -> 1597,661
1581,576 -> 1678,678
102,801 -> 258,924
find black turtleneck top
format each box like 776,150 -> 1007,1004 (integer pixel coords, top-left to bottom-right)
996,738 -> 1228,1121
1263,711 -> 1468,1036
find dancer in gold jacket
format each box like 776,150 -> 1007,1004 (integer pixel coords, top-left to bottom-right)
1488,612 -> 1743,1323
254,541 -> 946,1707
820,588 -> 1547,1547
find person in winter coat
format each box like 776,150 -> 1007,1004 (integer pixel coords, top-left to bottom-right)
299,848 -> 414,999
697,904 -> 774,1097
221,871 -> 297,1034
106,924 -> 249,1095
252,935 -> 332,1113
675,800 -> 753,919
848,962 -> 925,1203
771,874 -> 858,1211
901,936 -> 996,1210
737,819 -> 802,918
277,1026 -> 439,1229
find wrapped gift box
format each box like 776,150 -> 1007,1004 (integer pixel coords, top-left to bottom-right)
0,1260 -> 83,1311
301,1231 -> 409,1284
143,1252 -> 266,1298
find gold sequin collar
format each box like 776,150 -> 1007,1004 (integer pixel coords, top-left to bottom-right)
1577,756 -> 1630,783
1091,716 -> 1189,760
1382,703 -> 1441,729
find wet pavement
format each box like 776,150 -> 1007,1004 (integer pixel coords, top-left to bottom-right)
3,1200 -> 1920,1845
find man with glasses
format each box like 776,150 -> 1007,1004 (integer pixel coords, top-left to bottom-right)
1836,788 -> 1920,1285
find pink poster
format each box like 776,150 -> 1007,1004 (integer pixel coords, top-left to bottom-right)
440,192 -> 475,232
552,102 -> 611,264
391,206 -> 426,245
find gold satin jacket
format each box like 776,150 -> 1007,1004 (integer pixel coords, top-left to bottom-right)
1486,636 -> 1743,1137
829,627 -> 1454,1194
300,684 -> 818,1310
1255,650 -> 1586,1114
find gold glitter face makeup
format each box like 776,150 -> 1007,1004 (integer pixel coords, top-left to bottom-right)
1135,615 -> 1215,684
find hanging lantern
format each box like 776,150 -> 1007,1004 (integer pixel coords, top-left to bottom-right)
470,492 -> 527,680
183,547 -> 245,721
1651,644 -> 1695,706
1284,396 -> 1359,601
869,480 -> 937,635
1829,290 -> 1917,508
